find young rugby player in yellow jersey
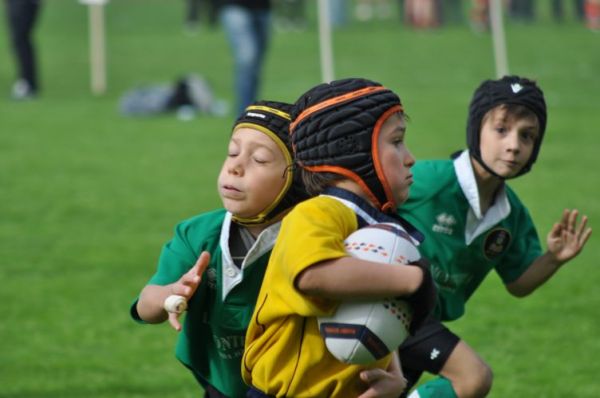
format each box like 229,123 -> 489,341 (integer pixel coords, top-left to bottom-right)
242,78 -> 437,397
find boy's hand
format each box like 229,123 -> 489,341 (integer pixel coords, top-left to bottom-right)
358,367 -> 407,398
547,209 -> 592,265
167,251 -> 211,331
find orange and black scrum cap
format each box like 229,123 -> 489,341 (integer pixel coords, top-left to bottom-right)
467,75 -> 547,178
231,100 -> 310,227
290,78 -> 403,212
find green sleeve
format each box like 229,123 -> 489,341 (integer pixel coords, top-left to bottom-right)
129,210 -> 225,321
496,197 -> 542,284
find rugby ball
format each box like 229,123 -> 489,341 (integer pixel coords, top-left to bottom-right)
318,223 -> 420,365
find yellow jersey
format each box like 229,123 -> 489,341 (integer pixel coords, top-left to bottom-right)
242,192 -> 393,397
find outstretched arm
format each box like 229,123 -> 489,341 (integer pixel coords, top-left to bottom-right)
506,209 -> 592,297
136,251 -> 211,330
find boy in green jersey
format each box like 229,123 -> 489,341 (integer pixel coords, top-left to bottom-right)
396,76 -> 592,398
130,101 -> 310,398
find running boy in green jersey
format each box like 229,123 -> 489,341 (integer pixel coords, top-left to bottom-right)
242,78 -> 438,397
396,76 -> 592,398
130,101 -> 310,398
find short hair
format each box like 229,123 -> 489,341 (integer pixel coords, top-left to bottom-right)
301,171 -> 345,197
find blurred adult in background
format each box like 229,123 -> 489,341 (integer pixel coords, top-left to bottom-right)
585,0 -> 600,30
4,0 -> 42,100
441,0 -> 465,25
355,0 -> 393,21
185,0 -> 203,31
404,0 -> 441,28
184,0 -> 218,33
273,0 -> 306,31
470,0 -> 489,32
552,0 -> 585,22
218,0 -> 271,116
508,0 -> 536,23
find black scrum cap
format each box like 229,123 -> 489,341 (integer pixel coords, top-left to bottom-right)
467,75 -> 547,178
231,100 -> 309,226
290,78 -> 403,212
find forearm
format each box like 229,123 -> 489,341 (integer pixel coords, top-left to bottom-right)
136,284 -> 174,323
295,257 -> 423,300
506,251 -> 562,297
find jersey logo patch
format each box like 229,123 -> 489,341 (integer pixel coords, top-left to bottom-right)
206,268 -> 217,289
432,212 -> 456,235
483,228 -> 511,259
511,83 -> 523,93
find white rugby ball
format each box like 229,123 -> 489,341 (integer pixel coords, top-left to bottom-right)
318,223 -> 420,365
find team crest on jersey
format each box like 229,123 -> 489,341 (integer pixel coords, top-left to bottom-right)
206,267 -> 217,289
432,212 -> 456,235
483,228 -> 511,259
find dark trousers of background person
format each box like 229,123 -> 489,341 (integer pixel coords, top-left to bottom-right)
4,0 -> 41,94
185,0 -> 218,28
552,0 -> 585,21
509,0 -> 535,22
219,4 -> 270,116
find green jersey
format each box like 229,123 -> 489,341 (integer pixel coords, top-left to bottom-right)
398,150 -> 541,321
131,209 -> 279,398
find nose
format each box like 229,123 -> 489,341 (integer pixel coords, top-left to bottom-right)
227,157 -> 244,176
506,130 -> 521,154
405,148 -> 416,168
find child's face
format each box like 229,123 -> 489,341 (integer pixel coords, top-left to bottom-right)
479,106 -> 540,178
218,128 -> 288,219
378,113 -> 415,205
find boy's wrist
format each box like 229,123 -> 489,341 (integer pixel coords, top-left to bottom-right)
541,250 -> 566,271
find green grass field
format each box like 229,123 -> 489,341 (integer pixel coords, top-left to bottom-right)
1,1 -> 598,397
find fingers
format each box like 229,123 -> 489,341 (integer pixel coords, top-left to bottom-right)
567,209 -> 579,233
360,368 -> 383,384
560,208 -> 570,229
548,222 -> 562,239
576,215 -> 588,236
168,312 -> 182,332
579,224 -> 593,247
178,252 -> 212,297
357,368 -> 407,398
566,210 -> 592,244
193,251 -> 211,278
560,210 -> 592,253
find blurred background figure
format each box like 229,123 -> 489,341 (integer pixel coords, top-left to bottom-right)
355,0 -> 393,21
273,0 -> 306,31
218,0 -> 271,116
328,0 -> 348,27
551,0 -> 585,22
185,0 -> 203,32
184,0 -> 218,34
441,0 -> 465,25
4,0 -> 42,100
404,0 -> 441,28
585,0 -> 600,30
508,0 -> 536,23
470,0 -> 489,32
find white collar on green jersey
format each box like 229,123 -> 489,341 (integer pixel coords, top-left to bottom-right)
219,211 -> 281,300
454,150 -> 511,245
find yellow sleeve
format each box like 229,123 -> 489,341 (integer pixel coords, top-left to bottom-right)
276,196 -> 358,314
244,196 -> 390,397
